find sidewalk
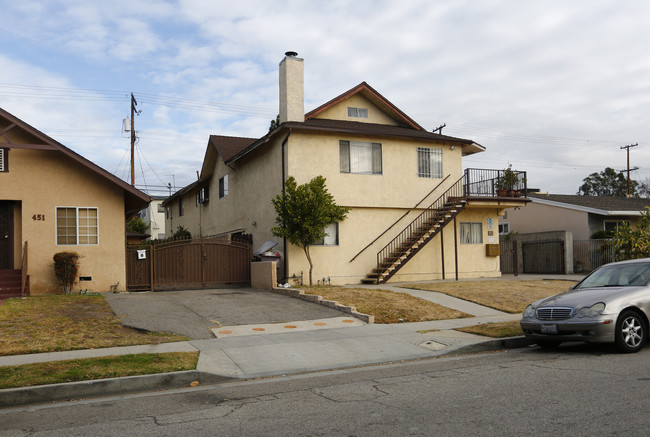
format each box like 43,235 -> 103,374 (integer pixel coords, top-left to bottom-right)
2,278 -> 577,407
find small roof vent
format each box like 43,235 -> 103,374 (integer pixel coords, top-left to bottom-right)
285,51 -> 298,57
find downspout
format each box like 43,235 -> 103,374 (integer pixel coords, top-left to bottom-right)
281,130 -> 291,283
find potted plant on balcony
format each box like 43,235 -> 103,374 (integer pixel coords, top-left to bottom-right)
496,165 -> 520,197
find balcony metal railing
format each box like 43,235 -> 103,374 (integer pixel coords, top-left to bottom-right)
464,168 -> 527,197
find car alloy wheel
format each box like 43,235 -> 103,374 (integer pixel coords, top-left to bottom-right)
615,310 -> 646,353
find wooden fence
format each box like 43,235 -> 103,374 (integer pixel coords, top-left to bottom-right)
126,236 -> 252,291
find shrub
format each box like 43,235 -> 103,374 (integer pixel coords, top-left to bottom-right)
53,251 -> 80,294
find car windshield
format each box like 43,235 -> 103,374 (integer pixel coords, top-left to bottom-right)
576,262 -> 650,289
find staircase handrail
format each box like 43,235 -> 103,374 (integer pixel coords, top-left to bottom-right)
21,241 -> 28,298
349,175 -> 451,263
376,173 -> 466,282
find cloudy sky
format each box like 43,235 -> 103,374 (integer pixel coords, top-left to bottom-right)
1,0 -> 649,196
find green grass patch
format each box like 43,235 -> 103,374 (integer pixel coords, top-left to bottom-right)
0,295 -> 188,356
302,286 -> 472,324
457,320 -> 523,338
0,352 -> 199,389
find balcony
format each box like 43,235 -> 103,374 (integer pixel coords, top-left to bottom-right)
464,168 -> 528,199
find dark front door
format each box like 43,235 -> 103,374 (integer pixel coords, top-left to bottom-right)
0,201 -> 13,269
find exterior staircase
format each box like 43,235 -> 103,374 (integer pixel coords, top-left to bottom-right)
361,175 -> 467,284
0,269 -> 29,299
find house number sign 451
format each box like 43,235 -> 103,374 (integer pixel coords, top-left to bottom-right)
32,214 -> 45,221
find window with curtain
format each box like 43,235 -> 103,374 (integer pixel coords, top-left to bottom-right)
460,222 -> 483,244
339,140 -> 382,174
417,147 -> 443,178
313,223 -> 339,246
56,207 -> 98,245
347,107 -> 368,118
219,175 -> 229,198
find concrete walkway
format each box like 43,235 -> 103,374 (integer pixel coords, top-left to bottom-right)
0,275 -> 583,407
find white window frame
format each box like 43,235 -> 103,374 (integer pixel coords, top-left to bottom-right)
339,140 -> 382,175
604,220 -> 629,233
313,223 -> 339,246
460,222 -> 483,244
417,147 -> 443,178
498,223 -> 510,235
347,107 -> 368,118
56,207 -> 99,246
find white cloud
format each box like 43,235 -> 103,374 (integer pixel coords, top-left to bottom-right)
1,0 -> 650,193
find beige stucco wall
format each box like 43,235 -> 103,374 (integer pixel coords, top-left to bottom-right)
505,201 -> 589,239
0,148 -> 129,294
314,94 -> 398,126
285,205 -> 501,285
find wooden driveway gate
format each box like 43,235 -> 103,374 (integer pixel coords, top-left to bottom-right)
126,236 -> 252,291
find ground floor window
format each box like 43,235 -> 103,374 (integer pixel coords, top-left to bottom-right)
604,220 -> 629,233
460,222 -> 483,244
56,207 -> 98,245
313,223 -> 339,246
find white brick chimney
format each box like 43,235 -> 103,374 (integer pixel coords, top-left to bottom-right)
279,51 -> 304,123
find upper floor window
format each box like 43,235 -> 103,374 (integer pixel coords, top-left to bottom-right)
340,140 -> 382,175
219,175 -> 229,198
417,147 -> 443,178
0,148 -> 7,172
56,207 -> 98,245
347,107 -> 368,118
178,198 -> 184,217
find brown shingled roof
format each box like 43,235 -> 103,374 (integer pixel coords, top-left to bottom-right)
209,135 -> 257,161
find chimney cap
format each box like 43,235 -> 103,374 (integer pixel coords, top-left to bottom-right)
285,51 -> 298,57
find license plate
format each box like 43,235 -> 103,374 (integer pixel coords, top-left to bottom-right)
541,324 -> 558,334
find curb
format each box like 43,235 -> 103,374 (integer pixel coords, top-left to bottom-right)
271,287 -> 375,323
442,336 -> 531,356
0,370 -> 235,408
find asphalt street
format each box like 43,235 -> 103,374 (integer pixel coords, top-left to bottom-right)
3,343 -> 650,436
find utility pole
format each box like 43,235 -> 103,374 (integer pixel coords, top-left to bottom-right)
620,143 -> 639,197
432,123 -> 446,134
130,93 -> 138,186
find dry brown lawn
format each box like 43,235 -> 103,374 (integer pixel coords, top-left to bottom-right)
457,320 -> 524,338
302,286 -> 472,324
0,295 -> 187,356
405,280 -> 577,313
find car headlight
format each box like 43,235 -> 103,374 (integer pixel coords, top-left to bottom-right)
576,302 -> 606,318
523,305 -> 536,318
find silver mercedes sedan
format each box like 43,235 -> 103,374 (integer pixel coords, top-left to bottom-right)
520,258 -> 650,353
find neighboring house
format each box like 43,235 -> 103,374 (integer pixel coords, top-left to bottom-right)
163,53 -> 528,284
0,107 -> 150,296
502,193 -> 650,240
136,195 -> 166,240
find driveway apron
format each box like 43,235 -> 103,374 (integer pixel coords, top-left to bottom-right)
105,288 -> 345,339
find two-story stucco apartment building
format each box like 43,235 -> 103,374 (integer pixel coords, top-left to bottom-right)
0,107 -> 150,297
163,53 -> 528,285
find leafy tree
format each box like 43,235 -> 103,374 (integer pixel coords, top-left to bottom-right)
269,114 -> 280,132
578,167 -> 637,197
613,207 -> 650,260
126,216 -> 149,234
272,176 -> 349,285
172,225 -> 192,240
638,178 -> 650,199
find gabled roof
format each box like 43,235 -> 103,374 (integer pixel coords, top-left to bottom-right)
199,135 -> 257,181
305,82 -> 424,130
529,193 -> 650,215
0,107 -> 150,216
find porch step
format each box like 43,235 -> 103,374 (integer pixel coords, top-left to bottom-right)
0,270 -> 30,299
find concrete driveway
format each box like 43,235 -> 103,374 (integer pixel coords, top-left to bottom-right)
105,288 -> 345,339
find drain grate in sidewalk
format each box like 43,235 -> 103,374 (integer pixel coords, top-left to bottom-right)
418,340 -> 449,351
212,316 -> 365,337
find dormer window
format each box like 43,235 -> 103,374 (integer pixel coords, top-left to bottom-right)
347,107 -> 368,118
